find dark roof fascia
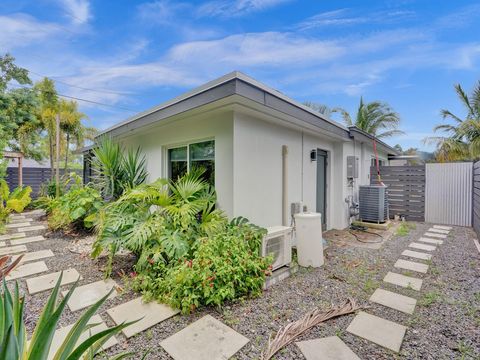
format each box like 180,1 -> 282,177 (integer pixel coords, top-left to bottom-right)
348,126 -> 399,155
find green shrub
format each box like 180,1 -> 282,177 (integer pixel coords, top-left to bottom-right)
134,219 -> 270,313
0,180 -> 32,233
36,173 -> 103,231
94,171 -> 271,313
0,276 -> 138,359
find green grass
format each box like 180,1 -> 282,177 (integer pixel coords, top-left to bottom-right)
396,222 -> 416,236
418,291 -> 441,307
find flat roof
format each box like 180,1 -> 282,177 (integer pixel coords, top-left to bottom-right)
97,71 -> 398,155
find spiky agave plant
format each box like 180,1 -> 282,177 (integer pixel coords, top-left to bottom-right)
0,274 -> 138,359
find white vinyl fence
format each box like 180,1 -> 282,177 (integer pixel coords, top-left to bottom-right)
425,162 -> 473,226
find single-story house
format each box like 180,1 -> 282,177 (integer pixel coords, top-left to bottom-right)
86,72 -> 398,230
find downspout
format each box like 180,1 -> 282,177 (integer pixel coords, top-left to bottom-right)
282,145 -> 288,226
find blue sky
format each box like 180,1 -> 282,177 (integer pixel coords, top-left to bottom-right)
1,0 -> 480,151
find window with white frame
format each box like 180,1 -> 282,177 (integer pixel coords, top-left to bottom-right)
167,140 -> 215,185
371,157 -> 385,167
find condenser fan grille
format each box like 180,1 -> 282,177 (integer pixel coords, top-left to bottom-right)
266,235 -> 283,266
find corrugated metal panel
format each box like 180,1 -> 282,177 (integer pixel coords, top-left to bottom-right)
425,162 -> 473,226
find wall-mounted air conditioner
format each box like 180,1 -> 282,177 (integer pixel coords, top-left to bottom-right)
262,226 -> 292,270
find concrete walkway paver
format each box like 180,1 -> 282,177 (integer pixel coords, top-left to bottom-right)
0,232 -> 26,241
27,268 -> 81,294
17,225 -> 47,233
11,250 -> 54,264
409,242 -> 436,252
62,279 -> 118,312
383,271 -> 423,291
107,297 -> 179,338
10,217 -> 33,223
6,261 -> 48,281
346,311 -> 407,352
296,336 -> 360,360
0,241 -> 5,247
6,222 -> 31,229
424,232 -> 447,239
427,228 -> 449,234
394,259 -> 429,274
45,314 -> 118,359
0,244 -> 27,256
11,235 -> 45,245
433,225 -> 452,230
401,249 -> 432,261
160,314 -> 249,360
418,237 -> 443,245
370,288 -> 417,314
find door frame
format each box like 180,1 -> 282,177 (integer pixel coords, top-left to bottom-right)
316,149 -> 328,230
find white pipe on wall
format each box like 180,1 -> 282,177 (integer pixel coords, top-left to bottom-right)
282,145 -> 288,226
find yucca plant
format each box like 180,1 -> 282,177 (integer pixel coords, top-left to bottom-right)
0,274 -> 138,359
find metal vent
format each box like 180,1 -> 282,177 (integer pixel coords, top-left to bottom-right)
265,235 -> 283,269
359,185 -> 389,223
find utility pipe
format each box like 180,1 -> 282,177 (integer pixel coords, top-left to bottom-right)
282,145 -> 288,226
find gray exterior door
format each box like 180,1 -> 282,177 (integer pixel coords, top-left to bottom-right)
316,149 -> 327,229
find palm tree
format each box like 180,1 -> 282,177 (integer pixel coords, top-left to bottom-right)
58,99 -> 93,171
303,101 -> 334,118
426,81 -> 480,161
334,97 -> 403,139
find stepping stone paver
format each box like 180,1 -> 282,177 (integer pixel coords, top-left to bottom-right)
0,232 -> 26,241
10,217 -> 33,223
424,232 -> 446,239
401,249 -> 432,261
6,261 -> 48,281
11,249 -> 54,264
383,271 -> 423,291
0,241 -> 5,247
427,228 -> 449,234
370,288 -> 417,314
433,225 -> 452,230
9,215 -> 25,220
11,235 -> 45,245
45,314 -> 117,359
17,225 -> 46,232
0,244 -> 27,256
107,297 -> 179,338
22,209 -> 45,216
346,311 -> 407,352
27,268 -> 81,294
296,336 -> 360,360
394,259 -> 429,273
418,237 -> 443,245
6,222 -> 31,229
62,279 -> 118,312
160,314 -> 249,360
409,242 -> 436,252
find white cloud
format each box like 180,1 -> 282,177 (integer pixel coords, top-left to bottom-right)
198,0 -> 291,18
57,0 -> 91,24
0,14 -> 60,50
136,0 -> 189,25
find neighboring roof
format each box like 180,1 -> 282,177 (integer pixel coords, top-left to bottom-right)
97,71 -> 399,155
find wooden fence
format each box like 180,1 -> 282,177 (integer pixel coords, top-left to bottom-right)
370,165 -> 425,221
473,161 -> 480,235
5,167 -> 81,198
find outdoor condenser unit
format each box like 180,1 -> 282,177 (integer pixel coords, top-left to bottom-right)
261,226 -> 292,270
359,185 -> 389,223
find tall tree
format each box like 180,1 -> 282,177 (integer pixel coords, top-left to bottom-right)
303,101 -> 334,118
0,54 -> 34,176
34,78 -> 58,177
334,97 -> 403,139
427,81 -> 480,161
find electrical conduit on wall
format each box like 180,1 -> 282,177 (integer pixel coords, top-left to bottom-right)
282,145 -> 288,226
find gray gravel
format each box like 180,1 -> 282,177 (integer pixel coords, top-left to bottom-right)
12,216 -> 480,359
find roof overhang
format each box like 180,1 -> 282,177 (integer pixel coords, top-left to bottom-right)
348,126 -> 399,156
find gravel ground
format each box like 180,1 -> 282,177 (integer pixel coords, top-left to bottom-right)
11,215 -> 480,360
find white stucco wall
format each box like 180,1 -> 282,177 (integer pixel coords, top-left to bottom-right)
119,110 -> 234,216
232,111 -> 347,230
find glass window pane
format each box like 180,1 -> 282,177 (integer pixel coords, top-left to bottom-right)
169,147 -> 187,161
168,147 -> 188,181
189,141 -> 214,161
191,160 -> 215,186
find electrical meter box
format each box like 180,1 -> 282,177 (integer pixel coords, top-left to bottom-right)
347,156 -> 359,178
